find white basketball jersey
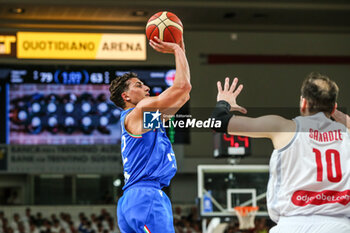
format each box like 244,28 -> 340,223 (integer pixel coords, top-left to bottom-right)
267,112 -> 350,223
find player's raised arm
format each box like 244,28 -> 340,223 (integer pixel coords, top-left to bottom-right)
123,37 -> 191,135
211,77 -> 295,149
147,36 -> 191,111
332,109 -> 350,130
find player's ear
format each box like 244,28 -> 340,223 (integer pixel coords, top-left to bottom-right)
331,103 -> 338,115
121,92 -> 130,102
300,97 -> 307,113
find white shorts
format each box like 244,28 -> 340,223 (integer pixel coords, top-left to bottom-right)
270,215 -> 350,233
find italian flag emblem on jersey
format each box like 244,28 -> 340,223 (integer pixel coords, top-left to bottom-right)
143,225 -> 151,233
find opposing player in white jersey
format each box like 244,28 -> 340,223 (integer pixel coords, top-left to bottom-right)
211,73 -> 350,233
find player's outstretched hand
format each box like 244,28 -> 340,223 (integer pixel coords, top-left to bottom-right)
217,77 -> 247,114
332,109 -> 350,129
149,36 -> 181,54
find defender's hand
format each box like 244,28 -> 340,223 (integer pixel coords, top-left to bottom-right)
217,77 -> 247,114
149,36 -> 181,54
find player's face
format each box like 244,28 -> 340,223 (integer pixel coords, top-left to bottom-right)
125,78 -> 150,104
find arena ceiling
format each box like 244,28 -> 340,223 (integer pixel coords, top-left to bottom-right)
0,0 -> 350,33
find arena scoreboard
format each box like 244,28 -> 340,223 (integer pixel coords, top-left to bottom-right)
213,133 -> 251,158
0,65 -> 189,145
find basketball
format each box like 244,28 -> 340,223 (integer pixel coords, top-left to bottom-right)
146,11 -> 183,44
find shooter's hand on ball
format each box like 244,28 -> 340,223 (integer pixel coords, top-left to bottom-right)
149,36 -> 182,54
217,77 -> 247,114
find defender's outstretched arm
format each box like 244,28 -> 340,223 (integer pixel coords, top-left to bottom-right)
212,77 -> 295,149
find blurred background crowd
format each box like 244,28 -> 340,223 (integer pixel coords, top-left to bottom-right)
0,206 -> 274,233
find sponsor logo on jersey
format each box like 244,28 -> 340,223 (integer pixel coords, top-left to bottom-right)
292,190 -> 350,206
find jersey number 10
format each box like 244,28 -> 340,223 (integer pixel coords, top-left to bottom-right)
313,148 -> 342,183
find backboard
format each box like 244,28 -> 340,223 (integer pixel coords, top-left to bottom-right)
197,165 -> 269,218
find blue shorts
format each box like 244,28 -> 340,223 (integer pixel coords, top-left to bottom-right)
117,183 -> 174,233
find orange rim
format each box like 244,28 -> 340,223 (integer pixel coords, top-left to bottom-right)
234,206 -> 259,216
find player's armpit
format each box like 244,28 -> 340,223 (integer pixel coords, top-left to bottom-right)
227,115 -> 295,139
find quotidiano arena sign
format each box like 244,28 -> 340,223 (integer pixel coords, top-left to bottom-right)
2,32 -> 146,60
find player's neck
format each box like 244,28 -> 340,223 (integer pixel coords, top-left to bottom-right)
124,103 -> 136,110
301,111 -> 331,118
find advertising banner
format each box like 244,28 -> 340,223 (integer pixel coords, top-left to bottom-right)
15,32 -> 146,60
2,145 -> 122,174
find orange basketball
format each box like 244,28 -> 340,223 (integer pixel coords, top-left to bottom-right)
146,11 -> 183,43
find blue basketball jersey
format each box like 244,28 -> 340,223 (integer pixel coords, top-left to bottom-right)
120,108 -> 177,191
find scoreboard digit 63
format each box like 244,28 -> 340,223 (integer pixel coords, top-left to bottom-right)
213,133 -> 251,158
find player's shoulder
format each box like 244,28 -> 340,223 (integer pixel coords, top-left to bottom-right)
122,107 -> 146,135
121,107 -> 135,122
270,116 -> 297,150
121,107 -> 133,116
268,115 -> 296,131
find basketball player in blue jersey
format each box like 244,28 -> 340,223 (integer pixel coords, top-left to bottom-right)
109,36 -> 190,233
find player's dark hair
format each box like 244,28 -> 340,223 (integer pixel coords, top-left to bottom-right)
109,72 -> 138,109
301,72 -> 339,114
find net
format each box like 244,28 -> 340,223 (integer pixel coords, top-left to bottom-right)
234,206 -> 259,230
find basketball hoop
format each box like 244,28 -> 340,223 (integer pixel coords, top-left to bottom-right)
234,206 -> 259,230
